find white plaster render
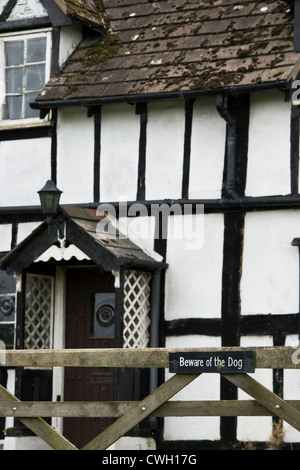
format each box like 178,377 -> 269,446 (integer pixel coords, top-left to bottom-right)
0,224 -> 12,252
57,107 -> 94,204
246,90 -> 291,197
146,101 -> 185,201
7,0 -> 47,21
189,97 -> 226,199
59,25 -> 83,67
0,138 -> 51,206
17,222 -> 41,244
240,210 -> 300,315
165,213 -> 224,320
100,104 -> 140,202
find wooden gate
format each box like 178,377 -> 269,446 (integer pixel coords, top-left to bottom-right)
1,346 -> 300,450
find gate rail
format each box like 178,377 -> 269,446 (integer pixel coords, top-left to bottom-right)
1,346 -> 300,450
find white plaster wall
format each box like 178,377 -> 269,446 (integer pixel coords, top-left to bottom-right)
0,138 -> 51,206
240,210 -> 300,315
7,0 -> 47,21
246,90 -> 291,197
100,104 -> 140,202
165,213 -> 224,320
57,107 -> 94,203
0,224 -> 11,252
283,334 -> 300,443
119,215 -> 156,251
17,222 -> 41,244
164,335 -> 221,441
237,335 -> 273,442
189,97 -> 226,199
145,101 -> 185,201
59,25 -> 82,67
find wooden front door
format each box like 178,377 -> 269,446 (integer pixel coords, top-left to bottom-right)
64,267 -> 115,448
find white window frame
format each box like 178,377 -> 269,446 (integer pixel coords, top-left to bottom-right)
0,28 -> 52,129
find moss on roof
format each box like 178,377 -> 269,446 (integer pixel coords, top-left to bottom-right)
39,0 -> 300,103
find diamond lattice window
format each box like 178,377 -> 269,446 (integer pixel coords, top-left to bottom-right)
25,274 -> 54,349
123,270 -> 151,348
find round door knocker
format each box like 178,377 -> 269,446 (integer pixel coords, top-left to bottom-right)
96,304 -> 115,328
0,296 -> 15,317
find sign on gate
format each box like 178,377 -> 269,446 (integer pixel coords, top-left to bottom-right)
169,351 -> 255,374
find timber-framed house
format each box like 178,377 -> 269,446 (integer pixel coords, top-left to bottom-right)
1,0 -> 300,450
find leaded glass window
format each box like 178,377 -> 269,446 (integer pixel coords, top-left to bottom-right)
25,274 -> 54,349
0,30 -> 51,122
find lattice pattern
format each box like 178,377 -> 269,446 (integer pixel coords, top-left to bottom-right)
123,270 -> 151,348
25,275 -> 54,349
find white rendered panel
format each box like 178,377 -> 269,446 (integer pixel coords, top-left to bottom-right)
189,97 -> 226,199
0,224 -> 11,252
240,210 -> 300,315
246,90 -> 291,197
57,107 -> 94,204
146,101 -> 185,200
165,213 -> 224,320
7,0 -> 47,21
0,137 -> 51,206
100,104 -> 139,202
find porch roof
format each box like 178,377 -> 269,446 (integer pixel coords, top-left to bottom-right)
0,205 -> 166,275
34,0 -> 300,107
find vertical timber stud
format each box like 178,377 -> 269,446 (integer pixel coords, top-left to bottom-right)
291,238 -> 300,338
220,94 -> 249,443
182,99 -> 194,199
136,102 -> 147,201
93,107 -> 101,202
291,106 -> 300,195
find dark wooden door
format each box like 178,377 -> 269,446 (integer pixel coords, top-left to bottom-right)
64,267 -> 115,448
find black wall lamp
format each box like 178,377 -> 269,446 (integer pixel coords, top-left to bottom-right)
38,180 -> 64,239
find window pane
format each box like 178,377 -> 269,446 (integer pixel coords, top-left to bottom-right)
6,67 -> 23,94
25,64 -> 45,91
5,95 -> 22,119
27,37 -> 46,63
5,40 -> 24,66
24,92 -> 39,118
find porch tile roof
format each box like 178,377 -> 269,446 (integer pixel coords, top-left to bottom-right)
36,0 -> 300,104
0,206 -> 165,275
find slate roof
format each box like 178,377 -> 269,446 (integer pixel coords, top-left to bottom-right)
35,0 -> 300,105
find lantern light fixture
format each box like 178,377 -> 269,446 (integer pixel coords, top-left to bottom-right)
38,180 -> 64,239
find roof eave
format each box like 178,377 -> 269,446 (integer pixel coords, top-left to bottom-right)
31,80 -> 292,111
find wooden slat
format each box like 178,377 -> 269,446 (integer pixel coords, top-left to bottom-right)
2,400 -> 300,418
2,346 -> 300,369
223,373 -> 300,432
82,372 -> 200,450
0,385 -> 77,450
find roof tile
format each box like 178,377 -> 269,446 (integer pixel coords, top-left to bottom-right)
36,0 -> 300,104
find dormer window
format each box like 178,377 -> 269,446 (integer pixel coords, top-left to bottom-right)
0,29 -> 51,124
